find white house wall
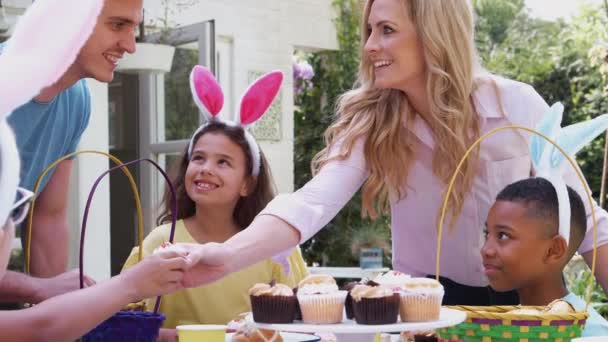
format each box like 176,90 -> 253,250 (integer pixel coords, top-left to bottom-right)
144,0 -> 338,192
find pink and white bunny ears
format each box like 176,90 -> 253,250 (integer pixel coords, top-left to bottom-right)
187,65 -> 283,176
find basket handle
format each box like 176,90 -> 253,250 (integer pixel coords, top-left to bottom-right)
81,158 -> 177,314
25,150 -> 144,274
436,125 -> 598,311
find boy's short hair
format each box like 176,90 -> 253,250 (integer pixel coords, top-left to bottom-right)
495,177 -> 586,258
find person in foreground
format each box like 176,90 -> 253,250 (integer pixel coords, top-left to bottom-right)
0,217 -> 187,342
0,1 -> 187,340
483,177 -> 608,336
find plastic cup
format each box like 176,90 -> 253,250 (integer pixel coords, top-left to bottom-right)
176,324 -> 227,342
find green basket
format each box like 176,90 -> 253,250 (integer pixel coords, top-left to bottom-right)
436,305 -> 588,342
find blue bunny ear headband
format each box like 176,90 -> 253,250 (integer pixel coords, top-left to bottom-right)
0,0 -> 103,225
529,102 -> 608,246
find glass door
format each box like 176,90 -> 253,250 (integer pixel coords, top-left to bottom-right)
108,20 -> 217,274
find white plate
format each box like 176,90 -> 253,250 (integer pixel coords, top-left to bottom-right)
226,332 -> 321,341
248,307 -> 466,334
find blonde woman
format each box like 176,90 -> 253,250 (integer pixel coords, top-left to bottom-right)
180,0 -> 608,304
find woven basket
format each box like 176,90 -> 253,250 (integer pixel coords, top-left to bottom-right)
433,126 -> 597,342
27,154 -> 178,342
81,158 -> 179,341
81,311 -> 165,342
437,305 -> 587,342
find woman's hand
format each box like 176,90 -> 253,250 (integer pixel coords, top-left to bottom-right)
177,242 -> 235,288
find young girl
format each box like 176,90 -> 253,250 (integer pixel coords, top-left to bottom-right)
121,66 -> 308,341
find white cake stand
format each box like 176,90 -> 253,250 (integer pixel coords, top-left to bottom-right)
248,307 -> 466,342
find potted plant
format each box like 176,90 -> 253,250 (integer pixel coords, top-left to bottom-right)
116,0 -> 194,74
349,220 -> 391,269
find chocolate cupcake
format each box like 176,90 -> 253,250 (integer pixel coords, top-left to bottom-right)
342,281 -> 358,319
249,282 -> 296,323
351,285 -> 400,325
413,333 -> 438,342
343,278 -> 380,319
401,331 -> 438,342
292,287 -> 302,321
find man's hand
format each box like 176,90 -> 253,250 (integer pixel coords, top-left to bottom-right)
34,268 -> 95,303
179,242 -> 234,288
119,249 -> 188,302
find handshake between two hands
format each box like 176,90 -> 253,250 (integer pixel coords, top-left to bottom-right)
121,242 -> 234,302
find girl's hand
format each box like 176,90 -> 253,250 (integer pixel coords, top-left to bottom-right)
120,249 -> 188,302
178,242 -> 234,288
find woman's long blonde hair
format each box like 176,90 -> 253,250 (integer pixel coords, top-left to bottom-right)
312,0 -> 481,225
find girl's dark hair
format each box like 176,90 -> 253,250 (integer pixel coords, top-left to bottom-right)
157,122 -> 276,229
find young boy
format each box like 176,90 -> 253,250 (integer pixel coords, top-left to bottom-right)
482,177 -> 608,336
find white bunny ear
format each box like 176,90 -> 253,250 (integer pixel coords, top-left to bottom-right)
542,173 -> 571,246
0,0 -> 102,225
529,102 -> 564,169
0,0 -> 103,117
549,114 -> 608,168
238,71 -> 283,127
189,65 -> 224,121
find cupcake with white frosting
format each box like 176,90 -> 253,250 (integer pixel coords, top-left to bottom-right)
372,271 -> 411,290
296,274 -> 347,324
398,278 -> 444,322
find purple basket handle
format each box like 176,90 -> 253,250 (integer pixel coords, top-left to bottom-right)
79,158 -> 177,314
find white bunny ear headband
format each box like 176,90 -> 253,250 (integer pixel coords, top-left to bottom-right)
187,65 -> 283,176
529,102 -> 608,246
0,0 -> 103,225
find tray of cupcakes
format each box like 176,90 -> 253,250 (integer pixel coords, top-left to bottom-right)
246,271 -> 465,334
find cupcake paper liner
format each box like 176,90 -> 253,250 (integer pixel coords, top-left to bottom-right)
250,294 -> 297,323
344,292 -> 355,319
399,291 -> 443,322
352,293 -> 400,325
297,291 -> 347,324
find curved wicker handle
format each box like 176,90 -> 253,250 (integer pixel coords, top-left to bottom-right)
436,125 -> 598,311
25,150 -> 144,274
81,158 -> 177,314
